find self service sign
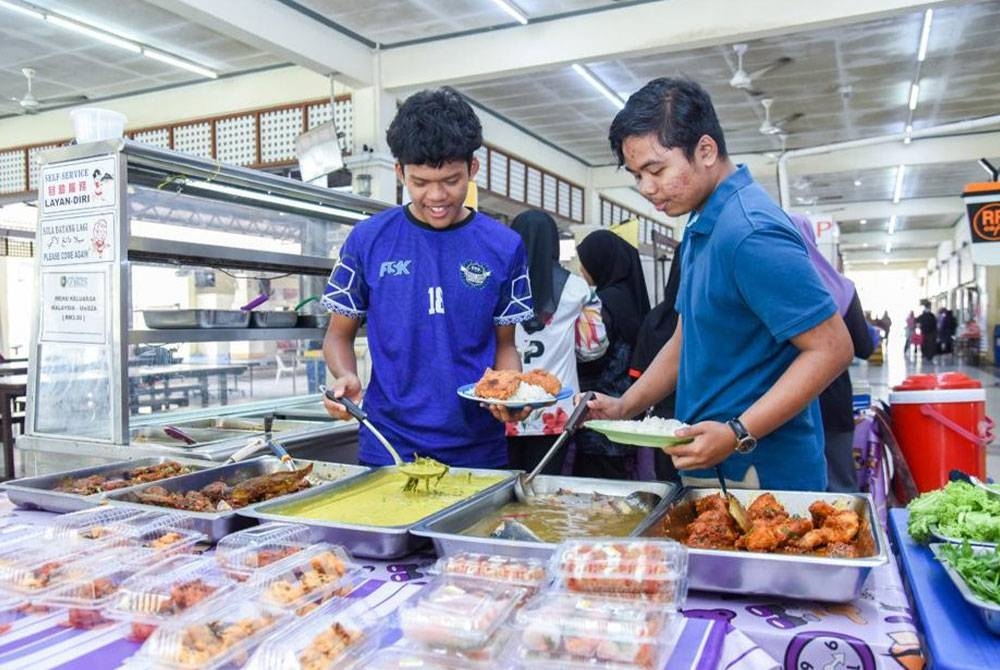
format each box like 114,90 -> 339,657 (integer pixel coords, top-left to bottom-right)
965,181 -> 1000,265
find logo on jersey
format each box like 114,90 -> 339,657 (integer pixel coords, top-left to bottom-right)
459,261 -> 491,288
379,260 -> 412,277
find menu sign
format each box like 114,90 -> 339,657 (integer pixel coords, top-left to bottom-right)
40,155 -> 117,215
40,271 -> 108,344
40,212 -> 115,266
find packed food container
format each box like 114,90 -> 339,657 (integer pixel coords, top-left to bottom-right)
215,522 -> 314,580
397,575 -> 526,651
510,591 -> 684,669
0,591 -> 26,635
249,543 -> 363,614
42,507 -> 202,556
432,552 -> 549,592
0,536 -> 113,595
550,538 -> 688,607
244,599 -> 380,670
361,646 -> 499,670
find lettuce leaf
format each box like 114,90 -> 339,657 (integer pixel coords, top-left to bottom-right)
907,481 -> 1000,544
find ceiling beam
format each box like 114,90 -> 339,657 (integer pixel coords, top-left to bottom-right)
841,228 -> 952,247
380,0 -> 948,89
810,196 -> 961,221
149,0 -> 374,88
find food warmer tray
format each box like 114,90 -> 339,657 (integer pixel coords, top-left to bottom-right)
1,456 -> 210,514
296,314 -> 330,329
130,425 -> 252,447
239,466 -> 518,559
930,543 -> 1000,635
102,457 -> 369,542
249,311 -> 298,328
142,309 -> 250,329
642,487 -> 888,602
170,418 -> 320,434
411,475 -> 677,562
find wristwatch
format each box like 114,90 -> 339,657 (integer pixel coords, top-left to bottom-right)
726,418 -> 758,454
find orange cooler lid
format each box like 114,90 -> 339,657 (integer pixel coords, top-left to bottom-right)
893,372 -> 982,391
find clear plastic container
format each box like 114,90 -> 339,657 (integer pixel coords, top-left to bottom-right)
361,646 -> 496,670
43,507 -> 193,547
397,576 -> 526,651
0,535 -> 111,595
244,599 -> 379,670
511,591 -> 683,669
0,591 -> 26,636
397,625 -> 513,665
105,554 -> 238,642
130,597 -> 288,669
550,538 -> 688,606
250,543 -> 363,614
215,522 -> 313,580
433,552 -> 548,591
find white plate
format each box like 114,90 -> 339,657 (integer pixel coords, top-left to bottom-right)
456,384 -> 572,410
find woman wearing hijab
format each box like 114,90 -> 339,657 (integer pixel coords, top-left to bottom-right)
506,210 -> 607,473
574,229 -> 651,479
789,213 -> 872,492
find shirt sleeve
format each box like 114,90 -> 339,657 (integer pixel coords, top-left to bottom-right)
493,239 -> 534,326
321,229 -> 368,319
733,225 -> 837,342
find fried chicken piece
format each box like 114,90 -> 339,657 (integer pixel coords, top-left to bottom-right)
686,509 -> 739,549
747,493 -> 788,522
695,494 -> 730,516
473,367 -> 521,400
736,516 -> 813,552
519,369 -> 561,395
795,507 -> 860,550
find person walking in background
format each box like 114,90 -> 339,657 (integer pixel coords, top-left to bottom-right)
938,308 -> 957,356
574,229 -> 651,479
916,300 -> 938,363
904,310 -> 916,358
505,210 -> 608,474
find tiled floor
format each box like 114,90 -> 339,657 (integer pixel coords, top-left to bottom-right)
859,330 -> 1000,483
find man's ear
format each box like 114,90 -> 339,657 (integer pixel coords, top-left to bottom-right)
394,163 -> 405,182
697,135 -> 719,167
469,155 -> 480,180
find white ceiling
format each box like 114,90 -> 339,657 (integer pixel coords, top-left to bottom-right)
2,0 -> 999,269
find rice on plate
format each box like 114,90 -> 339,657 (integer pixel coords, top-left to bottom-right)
596,417 -> 686,435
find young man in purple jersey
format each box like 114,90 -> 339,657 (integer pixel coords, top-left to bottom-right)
321,87 -> 534,468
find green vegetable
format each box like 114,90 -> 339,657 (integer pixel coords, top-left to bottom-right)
907,481 -> 1000,544
937,542 -> 1000,605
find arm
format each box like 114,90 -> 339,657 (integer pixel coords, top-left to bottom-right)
843,292 -> 874,359
669,313 -> 853,470
321,314 -> 362,420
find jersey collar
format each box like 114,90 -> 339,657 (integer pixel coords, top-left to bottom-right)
404,204 -> 476,232
686,165 -> 753,236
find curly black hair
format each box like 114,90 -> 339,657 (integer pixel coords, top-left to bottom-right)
386,87 -> 483,168
608,78 -> 727,166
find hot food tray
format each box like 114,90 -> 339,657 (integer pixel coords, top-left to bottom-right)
412,475 -> 676,562
103,457 -> 368,542
171,418 -> 318,433
143,309 -> 250,329
2,457 -> 209,514
239,466 -> 517,559
642,488 -> 888,602
250,311 -> 298,328
131,425 -> 250,447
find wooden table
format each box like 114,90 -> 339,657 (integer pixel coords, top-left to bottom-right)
128,363 -> 248,413
0,374 -> 26,480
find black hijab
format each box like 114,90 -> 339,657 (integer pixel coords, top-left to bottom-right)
577,229 -> 651,348
630,242 -> 682,374
511,210 -> 570,333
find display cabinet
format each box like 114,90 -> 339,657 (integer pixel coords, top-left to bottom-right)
16,140 -> 387,474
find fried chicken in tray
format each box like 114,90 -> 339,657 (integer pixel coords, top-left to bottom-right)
133,464 -> 313,512
677,493 -> 868,558
472,367 -> 562,400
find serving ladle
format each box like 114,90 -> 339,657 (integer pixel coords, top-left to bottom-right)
513,391 -> 594,502
715,465 -> 751,533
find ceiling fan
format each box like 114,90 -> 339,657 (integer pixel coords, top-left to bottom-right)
6,68 -> 88,115
759,98 -> 803,135
729,43 -> 792,96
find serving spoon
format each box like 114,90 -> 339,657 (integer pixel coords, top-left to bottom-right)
716,465 -> 751,533
513,391 -> 593,502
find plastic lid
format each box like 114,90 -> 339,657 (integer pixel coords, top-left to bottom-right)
433,553 -> 548,590
893,372 -> 982,391
249,543 -> 362,613
215,522 -> 313,579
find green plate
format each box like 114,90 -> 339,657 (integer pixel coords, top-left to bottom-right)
583,420 -> 693,448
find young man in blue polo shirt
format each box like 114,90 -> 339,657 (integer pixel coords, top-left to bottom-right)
321,87 -> 534,468
587,78 -> 853,491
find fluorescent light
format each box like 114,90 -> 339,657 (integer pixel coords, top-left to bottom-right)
908,83 -> 920,111
572,63 -> 625,110
884,241 -> 893,254
183,179 -> 368,221
46,15 -> 141,53
917,9 -> 934,62
490,0 -> 528,25
0,0 -> 44,20
904,124 -> 913,144
143,49 -> 218,79
888,214 -> 897,235
860,219 -> 867,225
892,164 -> 906,204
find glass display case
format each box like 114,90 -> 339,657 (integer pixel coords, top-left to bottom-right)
16,140 -> 387,474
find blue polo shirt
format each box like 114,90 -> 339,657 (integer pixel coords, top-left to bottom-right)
675,166 -> 836,490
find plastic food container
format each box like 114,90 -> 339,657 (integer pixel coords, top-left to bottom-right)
244,599 -> 379,670
215,522 -> 314,580
131,597 -> 289,669
70,107 -> 127,143
105,554 -> 238,642
433,552 -> 548,592
550,539 -> 688,607
0,537 -> 111,595
361,646 -> 497,670
398,576 -> 526,651
42,506 -> 152,543
511,591 -> 683,669
44,508 -> 203,556
249,543 -> 363,614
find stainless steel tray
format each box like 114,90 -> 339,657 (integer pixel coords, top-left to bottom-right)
1,457 -> 210,513
296,314 -> 330,329
930,543 -> 1000,635
250,311 -> 298,328
930,524 -> 999,549
239,466 -> 518,559
131,425 -> 250,447
143,309 -> 250,329
641,488 -> 888,602
412,475 -> 677,562
171,418 -> 318,433
102,457 -> 368,542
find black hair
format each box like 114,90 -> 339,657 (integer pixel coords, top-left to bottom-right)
386,87 -> 483,168
608,77 -> 727,166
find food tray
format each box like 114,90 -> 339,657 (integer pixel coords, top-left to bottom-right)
2,457 -> 208,513
143,309 -> 250,329
296,313 -> 330,329
643,488 -> 888,602
240,467 -> 517,559
249,543 -> 363,613
103,458 -> 369,542
171,418 -> 318,434
250,311 -> 299,328
930,523 -> 999,549
215,522 -> 314,580
930,543 -> 1000,635
130,425 -> 251,447
412,475 -> 676,562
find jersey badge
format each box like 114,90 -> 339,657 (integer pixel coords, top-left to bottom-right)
459,260 -> 491,288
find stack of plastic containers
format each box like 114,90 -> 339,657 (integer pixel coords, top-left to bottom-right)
249,543 -> 364,616
214,522 -> 315,582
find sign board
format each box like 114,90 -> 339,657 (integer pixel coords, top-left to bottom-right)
40,270 -> 108,344
39,212 -> 115,265
964,182 -> 1000,265
809,216 -> 840,269
39,155 -> 117,215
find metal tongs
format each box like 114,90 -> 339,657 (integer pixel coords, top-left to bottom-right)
224,414 -> 296,469
950,469 -> 1000,496
715,465 -> 751,533
514,391 -> 593,502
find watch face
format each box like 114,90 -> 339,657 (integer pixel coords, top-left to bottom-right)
736,436 -> 757,454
